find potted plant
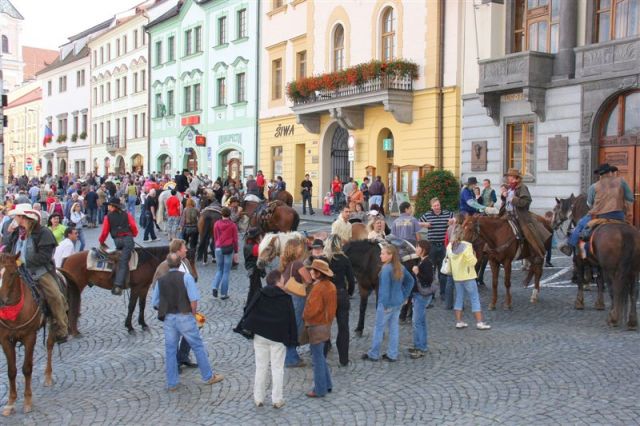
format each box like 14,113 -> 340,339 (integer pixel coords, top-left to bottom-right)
71,133 -> 78,142
79,131 -> 87,140
56,134 -> 67,143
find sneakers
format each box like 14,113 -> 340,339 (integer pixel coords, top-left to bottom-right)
255,401 -> 264,408
455,321 -> 468,329
205,374 -> 224,385
212,289 -> 218,298
409,349 -> 426,359
476,322 -> 491,330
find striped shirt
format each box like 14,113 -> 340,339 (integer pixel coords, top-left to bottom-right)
419,209 -> 453,243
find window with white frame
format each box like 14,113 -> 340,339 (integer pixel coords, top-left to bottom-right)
217,78 -> 226,106
236,73 -> 246,103
381,7 -> 395,61
333,25 -> 344,71
238,9 -> 247,39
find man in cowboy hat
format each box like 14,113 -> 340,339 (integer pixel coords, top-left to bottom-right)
3,204 -> 69,343
501,168 -> 551,258
98,197 -> 139,295
459,177 -> 485,216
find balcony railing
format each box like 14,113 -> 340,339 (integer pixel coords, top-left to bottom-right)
106,136 -> 124,152
292,75 -> 413,106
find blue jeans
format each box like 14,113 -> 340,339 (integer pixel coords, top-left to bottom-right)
212,248 -> 233,296
454,279 -> 481,312
98,205 -> 106,224
87,207 -> 97,225
569,215 -> 591,248
163,314 -> 213,389
285,294 -> 306,366
367,304 -> 401,360
310,342 -> 332,396
75,228 -> 86,251
143,212 -> 157,241
412,294 -> 433,351
127,195 -> 137,216
369,195 -> 382,209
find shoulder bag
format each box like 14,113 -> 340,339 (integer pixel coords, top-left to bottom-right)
284,263 -> 306,297
440,256 -> 452,276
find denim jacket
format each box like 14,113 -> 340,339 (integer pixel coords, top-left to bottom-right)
378,264 -> 414,309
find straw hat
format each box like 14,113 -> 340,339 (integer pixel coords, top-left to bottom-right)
9,203 -> 41,222
307,259 -> 334,277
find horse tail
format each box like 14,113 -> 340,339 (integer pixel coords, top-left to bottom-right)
616,226 -> 636,312
197,214 -> 213,261
291,210 -> 300,231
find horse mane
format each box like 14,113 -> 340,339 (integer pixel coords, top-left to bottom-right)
136,246 -> 170,265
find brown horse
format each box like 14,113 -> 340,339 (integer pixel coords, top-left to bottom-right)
270,190 -> 293,206
196,206 -> 222,264
462,215 -> 551,310
244,200 -> 300,233
60,246 -> 175,335
0,253 -> 55,416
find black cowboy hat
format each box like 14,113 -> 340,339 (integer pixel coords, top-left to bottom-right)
597,163 -> 612,175
311,239 -> 325,249
466,177 -> 478,185
107,197 -> 124,209
246,227 -> 261,239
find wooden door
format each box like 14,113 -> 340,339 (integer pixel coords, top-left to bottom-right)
599,145 -> 640,226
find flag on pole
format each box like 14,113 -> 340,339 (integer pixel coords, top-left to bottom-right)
42,126 -> 53,146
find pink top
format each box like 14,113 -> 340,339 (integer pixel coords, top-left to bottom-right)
213,218 -> 239,253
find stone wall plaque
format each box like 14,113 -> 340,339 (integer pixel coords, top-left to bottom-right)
311,155 -> 319,164
471,140 -> 487,172
548,135 -> 568,170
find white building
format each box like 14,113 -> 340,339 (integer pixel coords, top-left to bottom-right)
0,0 -> 24,90
89,0 -> 175,176
38,20 -> 113,177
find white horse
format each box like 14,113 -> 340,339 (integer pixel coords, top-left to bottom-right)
256,231 -> 308,270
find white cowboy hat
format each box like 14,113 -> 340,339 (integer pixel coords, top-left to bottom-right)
9,203 -> 41,222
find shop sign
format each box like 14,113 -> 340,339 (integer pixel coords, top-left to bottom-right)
181,115 -> 200,126
195,135 -> 206,146
383,138 -> 393,151
219,134 -> 241,145
274,124 -> 294,137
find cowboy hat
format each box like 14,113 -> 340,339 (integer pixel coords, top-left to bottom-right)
107,197 -> 125,209
306,259 -> 334,277
596,163 -> 612,175
311,239 -> 325,249
466,177 -> 478,185
503,168 -> 522,179
9,203 -> 41,222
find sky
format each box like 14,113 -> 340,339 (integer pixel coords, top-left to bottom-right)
14,0 -> 145,50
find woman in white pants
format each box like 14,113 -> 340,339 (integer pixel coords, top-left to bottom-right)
234,270 -> 298,408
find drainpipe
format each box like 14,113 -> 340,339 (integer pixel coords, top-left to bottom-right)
254,1 -> 261,172
436,0 -> 446,170
145,25 -> 152,174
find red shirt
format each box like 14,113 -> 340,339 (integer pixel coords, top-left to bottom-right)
99,212 -> 139,245
213,218 -> 238,253
332,180 -> 342,194
166,195 -> 181,217
256,175 -> 265,188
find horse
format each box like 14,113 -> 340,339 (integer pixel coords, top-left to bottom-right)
552,194 -> 605,310
60,246 -> 178,334
462,215 -> 551,310
196,204 -> 222,264
0,253 -> 55,416
256,232 -> 309,270
270,190 -> 293,206
244,200 -> 300,233
344,237 -> 419,336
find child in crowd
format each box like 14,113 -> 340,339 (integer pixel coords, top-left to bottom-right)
323,192 -> 333,216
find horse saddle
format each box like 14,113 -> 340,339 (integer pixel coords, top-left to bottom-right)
244,194 -> 262,203
87,248 -> 138,273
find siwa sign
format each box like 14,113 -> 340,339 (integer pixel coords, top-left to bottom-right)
274,124 -> 294,137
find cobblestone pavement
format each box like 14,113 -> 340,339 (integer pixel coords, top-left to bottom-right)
1,219 -> 639,425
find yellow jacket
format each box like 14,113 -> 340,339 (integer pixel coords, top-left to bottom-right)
446,241 -> 477,281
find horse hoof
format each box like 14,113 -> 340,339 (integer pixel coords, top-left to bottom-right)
575,303 -> 584,310
354,330 -> 363,337
627,323 -> 638,331
141,325 -> 150,332
595,301 -> 605,310
2,405 -> 15,416
23,405 -> 32,414
504,304 -> 512,311
44,378 -> 53,387
488,304 -> 496,311
127,329 -> 135,335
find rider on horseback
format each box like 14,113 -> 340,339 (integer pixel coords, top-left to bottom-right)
3,204 -> 69,343
99,197 -> 139,295
500,168 -> 551,258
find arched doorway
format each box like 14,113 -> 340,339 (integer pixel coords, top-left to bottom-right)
377,128 -> 395,212
183,148 -> 197,174
104,157 -> 111,175
59,159 -> 67,175
115,156 -> 125,175
131,154 -> 143,174
47,160 -> 53,176
158,154 -> 172,176
220,150 -> 242,184
331,126 -> 349,182
597,90 -> 640,226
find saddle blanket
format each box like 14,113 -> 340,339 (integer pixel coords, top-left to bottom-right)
87,250 -> 138,273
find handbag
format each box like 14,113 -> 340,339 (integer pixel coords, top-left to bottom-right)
440,256 -> 452,275
284,263 -> 306,297
306,324 -> 331,345
220,245 -> 234,255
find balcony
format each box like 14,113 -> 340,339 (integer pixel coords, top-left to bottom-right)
575,37 -> 640,79
477,51 -> 555,124
291,75 -> 414,134
106,136 -> 125,153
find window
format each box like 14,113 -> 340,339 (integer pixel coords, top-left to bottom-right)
217,78 -> 226,106
123,35 -> 127,53
100,122 -> 104,144
1,35 -> 8,53
194,84 -> 201,110
133,114 -> 138,138
47,81 -> 52,96
195,26 -> 202,52
76,70 -> 85,87
507,121 -> 536,179
134,30 -> 139,49
296,50 -> 307,79
155,41 -> 162,65
219,17 -> 227,45
100,85 -> 104,103
93,123 -> 98,144
381,8 -> 395,61
133,72 -> 138,92
93,87 -> 97,105
106,82 -> 111,101
333,24 -> 344,71
236,73 -> 246,103
141,70 -> 146,91
596,0 -> 640,42
601,91 -> 640,139
100,47 -> 104,64
116,79 -> 120,98
185,29 -> 193,55
116,39 -> 121,57
272,58 -> 282,100
107,43 -> 111,61
141,113 -> 146,137
513,0 -> 559,53
155,93 -> 164,117
82,113 -> 87,134
58,118 -> 68,136
272,146 -> 283,177
142,28 -> 147,45
122,117 -> 127,142
73,116 -> 79,135
168,36 -> 175,61
59,76 -> 67,92
167,90 -> 174,116
122,76 -> 127,96
184,86 -> 192,112
237,9 -> 247,39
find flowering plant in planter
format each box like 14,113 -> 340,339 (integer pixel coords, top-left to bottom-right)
286,59 -> 418,102
56,134 -> 67,143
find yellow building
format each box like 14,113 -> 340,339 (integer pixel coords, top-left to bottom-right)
258,0 -> 463,211
4,81 -> 42,178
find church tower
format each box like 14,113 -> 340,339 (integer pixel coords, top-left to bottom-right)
0,0 -> 24,89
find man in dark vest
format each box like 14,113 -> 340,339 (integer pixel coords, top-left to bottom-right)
152,253 -> 224,391
99,197 -> 139,295
175,169 -> 191,195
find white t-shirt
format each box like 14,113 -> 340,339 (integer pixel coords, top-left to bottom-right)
54,238 -> 77,268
